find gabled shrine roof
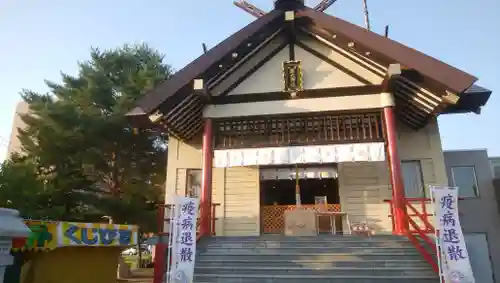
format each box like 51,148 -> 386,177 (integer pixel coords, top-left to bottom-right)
127,3 -> 491,140
134,9 -> 283,115
296,8 -> 476,93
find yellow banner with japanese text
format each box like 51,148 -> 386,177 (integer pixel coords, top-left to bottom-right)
60,222 -> 138,247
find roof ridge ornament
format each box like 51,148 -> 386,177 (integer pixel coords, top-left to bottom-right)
233,0 -> 337,18
274,0 -> 305,10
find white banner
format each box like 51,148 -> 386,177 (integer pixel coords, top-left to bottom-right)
431,186 -> 475,283
213,142 -> 385,168
169,196 -> 200,283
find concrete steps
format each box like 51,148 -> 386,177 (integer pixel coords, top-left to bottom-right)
195,266 -> 436,276
195,274 -> 439,283
194,235 -> 439,283
196,259 -> 432,268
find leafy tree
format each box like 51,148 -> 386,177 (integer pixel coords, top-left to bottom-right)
0,155 -> 60,219
11,43 -> 172,230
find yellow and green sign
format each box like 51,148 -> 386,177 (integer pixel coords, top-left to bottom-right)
12,221 -> 58,251
11,220 -> 138,251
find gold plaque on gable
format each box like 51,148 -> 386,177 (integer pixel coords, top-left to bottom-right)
283,60 -> 303,93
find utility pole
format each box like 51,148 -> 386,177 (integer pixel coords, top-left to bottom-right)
362,0 -> 371,30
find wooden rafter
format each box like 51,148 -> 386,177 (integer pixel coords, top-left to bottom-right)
295,40 -> 372,85
207,28 -> 285,90
203,20 -> 283,88
215,41 -> 288,97
380,63 -> 401,92
296,28 -> 447,129
296,7 -> 476,93
212,85 -> 384,104
153,23 -> 286,140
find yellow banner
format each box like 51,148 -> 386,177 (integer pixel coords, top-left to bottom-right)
60,222 -> 138,247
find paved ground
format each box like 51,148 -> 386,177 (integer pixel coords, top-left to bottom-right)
118,268 -> 153,283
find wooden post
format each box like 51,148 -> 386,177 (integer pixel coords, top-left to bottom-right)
200,118 -> 214,236
295,164 -> 301,206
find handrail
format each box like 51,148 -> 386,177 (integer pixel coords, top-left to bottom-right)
406,201 -> 434,234
384,197 -> 464,233
385,198 -> 438,273
405,213 -> 438,273
407,215 -> 436,252
383,198 -> 434,234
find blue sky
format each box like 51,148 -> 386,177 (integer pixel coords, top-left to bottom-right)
0,0 -> 499,161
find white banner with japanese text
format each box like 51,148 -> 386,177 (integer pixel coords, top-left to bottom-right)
431,186 -> 475,283
169,196 -> 199,283
213,142 -> 385,167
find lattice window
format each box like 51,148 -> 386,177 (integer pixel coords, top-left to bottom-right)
214,112 -> 384,149
261,204 -> 341,234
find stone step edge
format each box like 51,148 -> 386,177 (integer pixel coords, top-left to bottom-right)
195,266 -> 432,271
205,241 -> 414,243
194,274 -> 438,279
206,238 -> 411,244
204,241 -> 424,245
207,239 -> 426,241
203,246 -> 418,249
207,236 -> 405,238
199,252 -> 423,256
204,243 -> 427,247
196,259 -> 428,263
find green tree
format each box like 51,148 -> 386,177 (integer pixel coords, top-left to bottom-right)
0,155 -> 61,219
13,43 -> 172,230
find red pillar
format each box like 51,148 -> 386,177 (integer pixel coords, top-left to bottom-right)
383,106 -> 409,235
153,207 -> 166,283
199,118 -> 213,237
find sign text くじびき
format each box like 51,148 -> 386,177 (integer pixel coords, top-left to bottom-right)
62,222 -> 137,246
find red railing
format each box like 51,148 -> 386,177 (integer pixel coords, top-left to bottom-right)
153,202 -> 220,283
385,197 -> 467,275
384,198 -> 438,273
385,198 -> 434,234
